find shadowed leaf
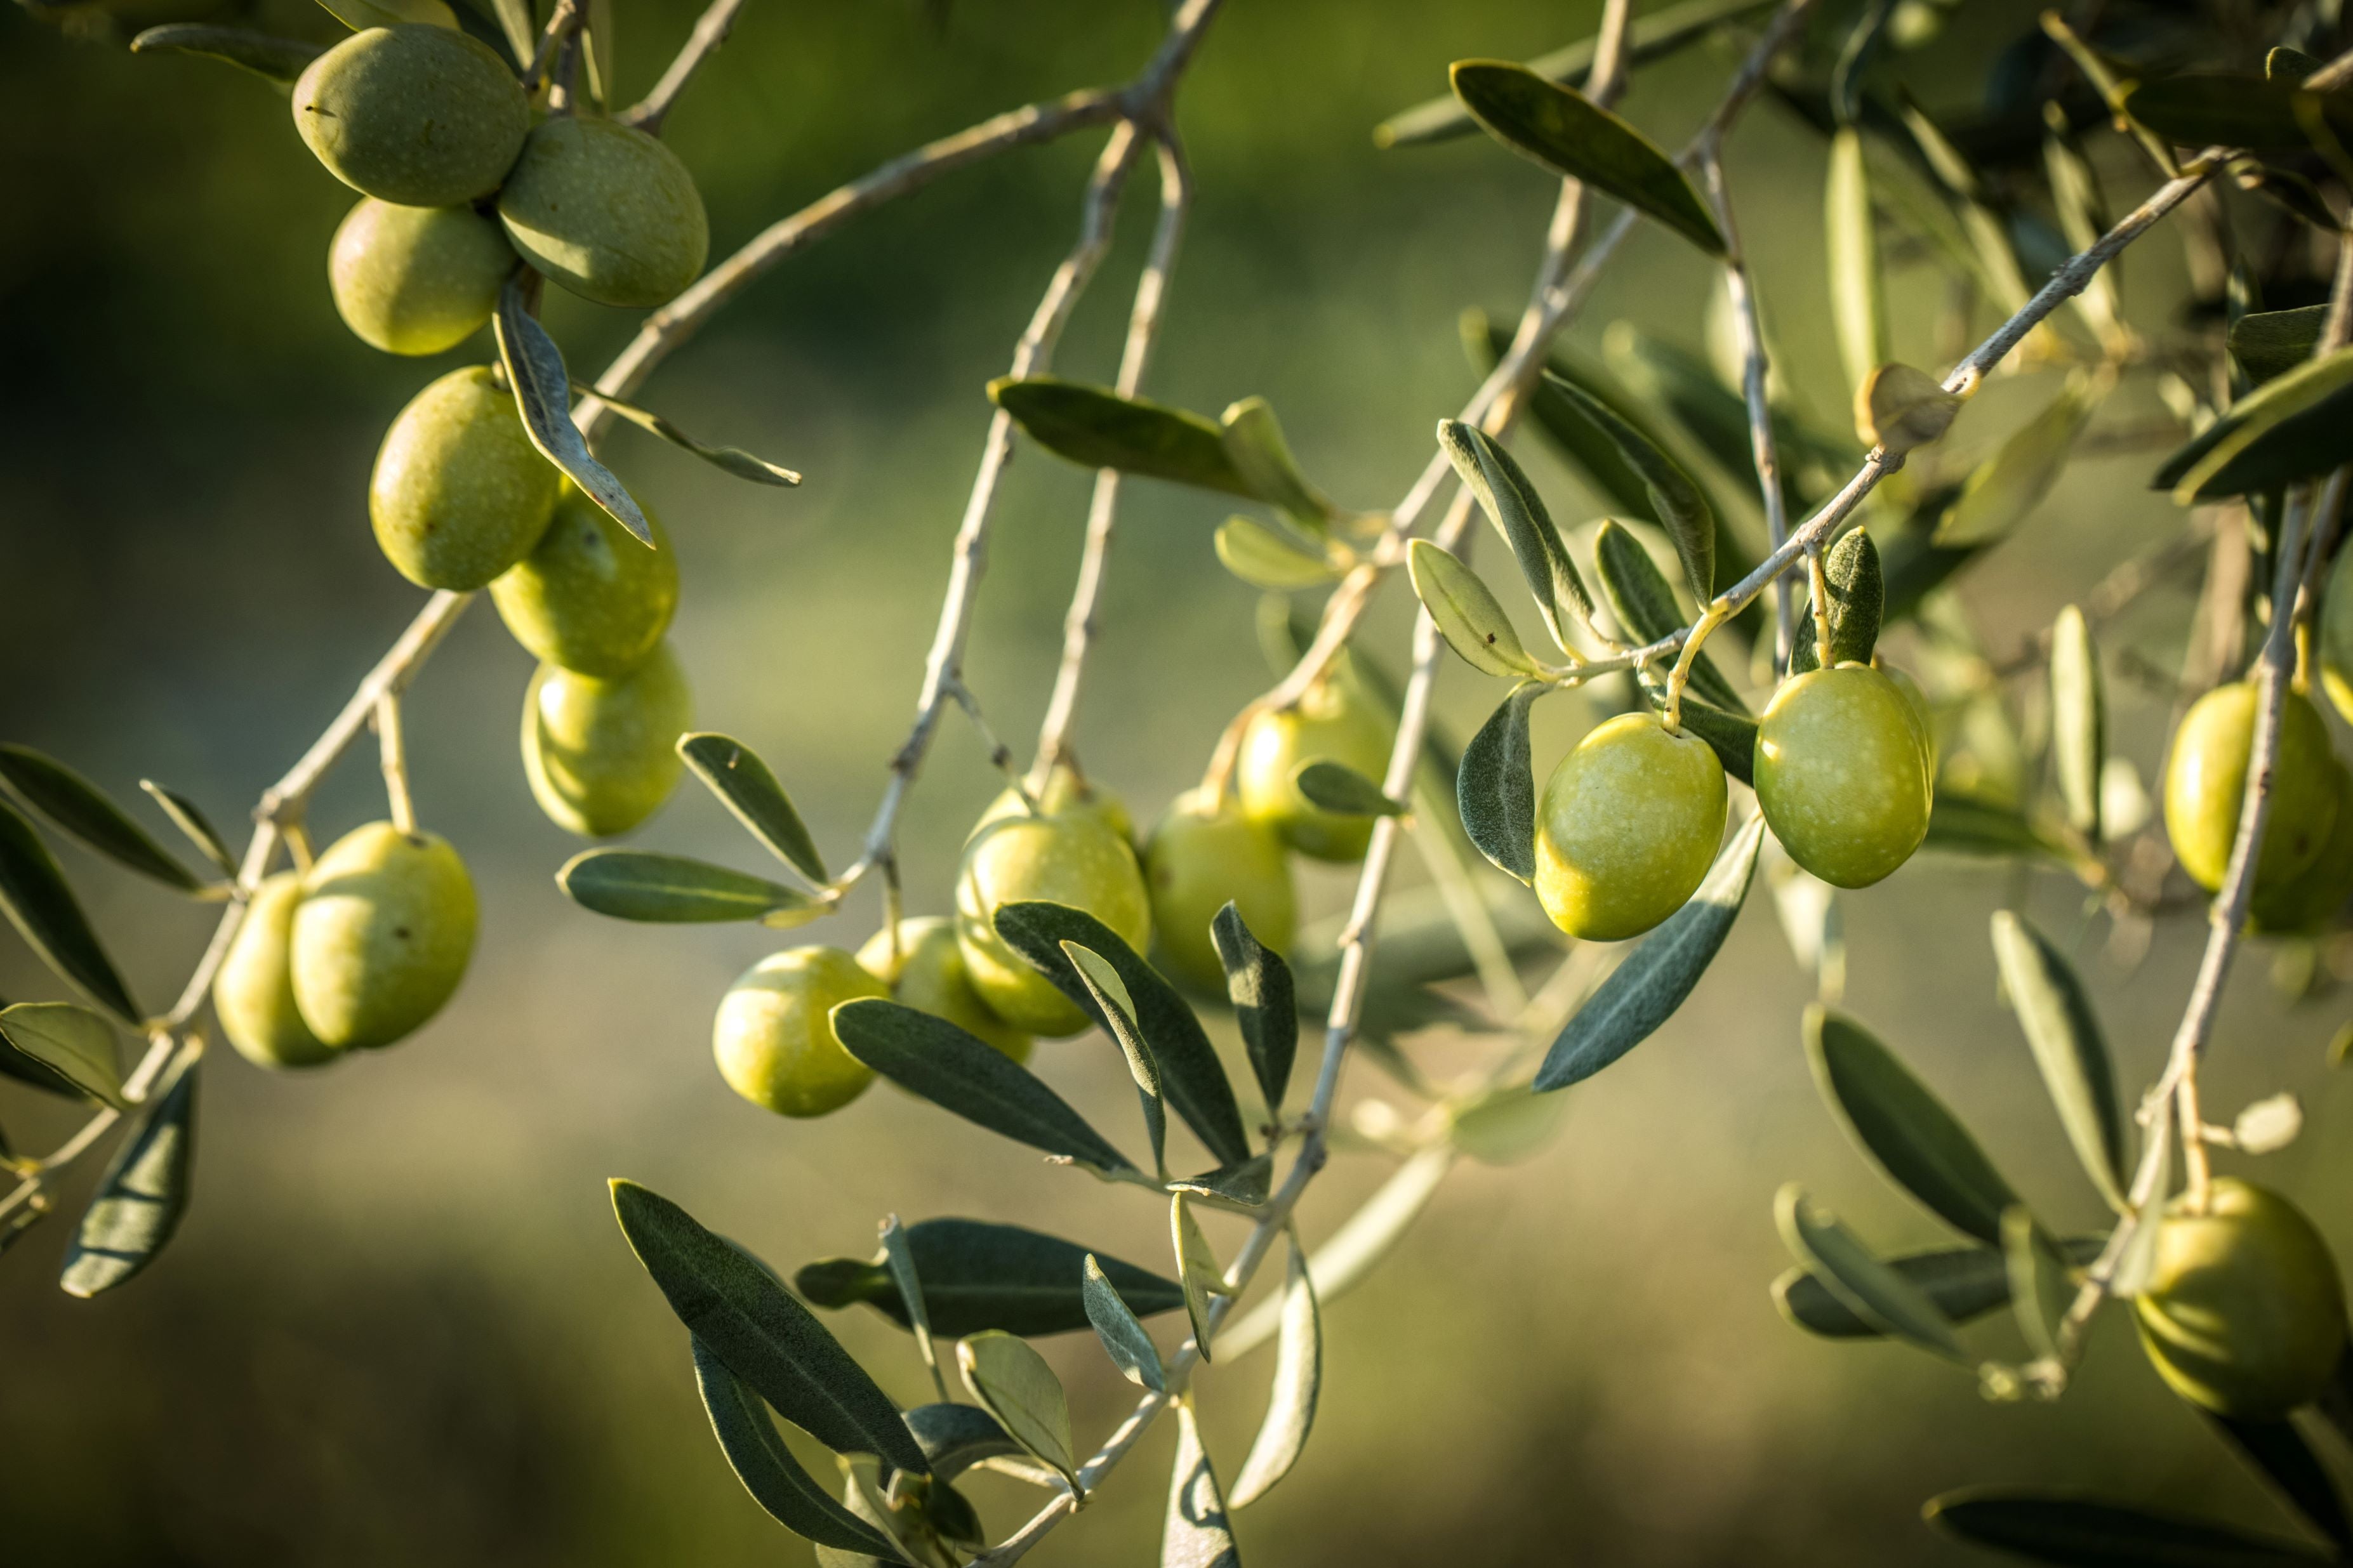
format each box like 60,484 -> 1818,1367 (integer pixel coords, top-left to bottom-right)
0,746 -> 206,893
990,377 -> 1251,496
494,279 -> 651,544
1594,520 -> 1743,711
797,1218 -> 1183,1338
904,1402 -> 1021,1482
2157,345 -> 2353,502
1212,903 -> 1296,1116
691,1340 -> 905,1557
1925,1490 -> 2335,1565
2204,1414 -> 2353,1553
589,388 -> 801,487
677,734 -> 828,883
1458,680 -> 1544,884
2124,72 -> 2353,150
59,1044 -> 198,1297
1440,419 -> 1594,652
139,781 -> 236,878
1084,1253 -> 1166,1392
1540,374 -> 1716,600
957,1331 -> 1077,1487
1229,1230 -> 1320,1508
1292,761 -> 1403,818
1165,1399 -> 1240,1568
1,1003 -> 124,1109
1215,516 -> 1341,590
2231,306 -> 2326,385
1172,1192 -> 1228,1362
0,800 -> 140,1020
1775,1184 -> 1968,1360
1776,1236 -> 2104,1338
1409,539 -> 1543,678
1990,912 -> 2127,1209
1220,398 -> 1334,525
2049,607 -> 2105,842
558,850 -> 825,925
130,23 -> 322,82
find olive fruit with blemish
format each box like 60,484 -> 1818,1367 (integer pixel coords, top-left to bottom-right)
496,117 -> 708,309
521,642 -> 693,838
370,364 -> 560,591
858,917 -> 1031,1064
212,872 -> 338,1069
1535,712 -> 1728,940
712,946 -> 886,1117
955,800 -> 1151,1038
1753,664 -> 1934,889
328,198 -> 515,357
1236,676 -> 1395,862
2322,543 -> 2353,726
292,26 -> 529,207
1144,789 -> 1296,991
491,482 -> 677,677
289,822 -> 477,1050
2162,682 -> 2338,893
2251,762 -> 2353,933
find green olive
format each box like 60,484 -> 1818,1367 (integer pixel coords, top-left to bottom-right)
712,945 -> 885,1117
1143,789 -> 1297,992
2163,682 -> 2340,893
521,642 -> 693,838
292,26 -> 529,208
489,482 -> 678,677
1535,713 -> 1728,940
328,198 -> 515,357
496,117 -> 709,309
955,802 -> 1151,1038
858,917 -> 1031,1064
2251,761 -> 2353,933
1881,662 -> 1937,787
212,871 -> 338,1070
1753,664 -> 1934,890
290,822 -> 477,1050
1236,678 -> 1395,862
2135,1178 -> 2348,1420
2321,544 -> 2353,727
370,364 -> 560,591
975,765 -> 1134,846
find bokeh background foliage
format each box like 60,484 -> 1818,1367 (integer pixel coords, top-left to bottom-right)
2,0 -> 2350,1562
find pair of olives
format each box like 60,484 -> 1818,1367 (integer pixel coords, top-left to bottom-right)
213,822 -> 477,1069
2163,680 -> 2352,928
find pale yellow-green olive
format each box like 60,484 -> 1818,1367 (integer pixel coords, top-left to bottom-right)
521,642 -> 692,838
712,945 -> 885,1117
370,364 -> 560,591
955,803 -> 1151,1038
2162,682 -> 2339,893
857,917 -> 1031,1065
1236,678 -> 1395,862
2320,543 -> 2353,726
974,764 -> 1134,847
2135,1178 -> 2348,1420
1880,662 -> 1937,787
1753,664 -> 1935,889
496,117 -> 709,309
1143,789 -> 1296,992
2251,761 -> 2353,934
328,198 -> 515,357
1535,713 -> 1728,940
489,482 -> 678,677
293,26 -> 529,207
290,822 -> 477,1050
212,871 -> 338,1069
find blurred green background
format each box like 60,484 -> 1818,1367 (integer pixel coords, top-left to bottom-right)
3,0 -> 2350,1562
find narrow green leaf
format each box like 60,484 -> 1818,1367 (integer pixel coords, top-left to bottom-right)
1989,912 -> 2128,1211
557,850 -> 825,925
590,388 -> 800,486
2003,1206 -> 2071,1362
1165,1398 -> 1241,1568
2124,72 -> 2353,151
2231,306 -> 2326,385
905,1402 -> 1022,1482
1593,521 -> 1744,711
1168,1153 -> 1273,1207
59,1044 -> 198,1297
609,1180 -> 929,1474
1774,1184 -> 1968,1360
139,781 -> 236,878
1826,127 -> 1888,403
677,734 -> 829,883
2204,1414 -> 2353,1554
2049,607 -> 2104,842
876,1216 -> 938,1385
1483,321 -> 1660,522
129,23 -> 324,83
1292,761 -> 1404,819
990,377 -> 1251,496
1604,326 -> 1852,511
1214,517 -> 1341,590
1172,1193 -> 1228,1362
957,1331 -> 1077,1487
1450,62 -> 1726,255
1084,1253 -> 1165,1393
2239,163 -> 2341,234
0,800 -> 140,1021
1408,539 -> 1543,678
691,1340 -> 905,1557
1222,1147 -> 1452,1360
1789,527 -> 1884,674
1925,1490 -> 2336,1565
494,279 -> 651,545
832,999 -> 1137,1175
1212,902 -> 1296,1117
1535,815 -> 1764,1091
0,1003 -> 124,1109
1855,363 -> 1963,457
1447,1083 -> 1570,1165
1775,1236 -> 2105,1338
1898,102 -> 2032,319
1438,419 -> 1594,652
1457,681 -> 1544,885
1935,374 -> 2099,546
2157,345 -> 2353,502
1229,1232 -> 1321,1509
797,1217 -> 1184,1340
1924,794 -> 2065,861
1062,939 -> 1167,1173
1220,398 -> 1334,525
1539,375 -> 1716,600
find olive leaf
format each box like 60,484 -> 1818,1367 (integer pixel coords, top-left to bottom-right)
1211,902 -> 1296,1116
1897,101 -> 2033,321
677,734 -> 828,883
904,1402 -> 1023,1483
1478,320 -> 1664,523
1228,1230 -> 1321,1508
1172,1192 -> 1229,1362
2231,305 -> 2327,384
2204,1414 -> 2353,1554
0,745 -> 208,894
2156,345 -> 2353,502
691,1340 -> 905,1558
1292,761 -> 1404,819
1084,1253 -> 1166,1393
316,0 -> 461,29
1826,126 -> 1888,404
2048,606 -> 2104,842
1214,517 -> 1342,591
957,1331 -> 1077,1488
1787,527 -> 1883,673
1221,1147 -> 1450,1360
1774,1184 -> 1969,1362
875,1216 -> 939,1385
795,1217 -> 1184,1338
1923,794 -> 2066,861
609,1180 -> 929,1475
1989,912 -> 2128,1211
493,279 -> 653,546
1438,420 -> 1594,653
1603,326 -> 1850,515
1537,374 -> 1716,602
1170,1152 -> 1274,1208
831,999 -> 1137,1176
0,1002 -> 125,1109
2001,1206 -> 2072,1363
1164,1399 -> 1240,1568
1457,680 -> 1545,885
1775,1236 -> 2105,1339
1449,62 -> 1726,255
1934,373 -> 2099,547
1408,539 -> 1544,678
583,386 -> 802,487
557,850 -> 826,925
2124,72 -> 2353,150
1448,1083 -> 1570,1165
1855,364 -> 1963,456
1220,398 -> 1334,526
1593,522 -> 1744,711
1061,939 -> 1167,1175
988,377 -> 1252,497
1535,814 -> 1763,1091
1926,1490 -> 2337,1566
139,781 -> 237,878
59,1044 -> 199,1298
0,800 -> 141,1022
129,24 -> 322,84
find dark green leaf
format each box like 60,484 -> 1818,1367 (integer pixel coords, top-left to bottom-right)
494,279 -> 651,545
1408,539 -> 1545,678
1775,1184 -> 1968,1360
904,1402 -> 1021,1482
129,23 -> 322,82
796,1217 -> 1183,1338
0,800 -> 140,1021
557,850 -> 826,925
0,746 -> 206,893
1292,761 -> 1404,818
0,1003 -> 124,1108
609,1180 -> 928,1473
677,735 -> 829,884
989,377 -> 1251,497
1775,1236 -> 2104,1338
2156,345 -> 2353,502
2238,164 -> 2342,234
1438,420 -> 1593,654
2124,73 -> 2353,151
1605,326 -> 1850,510
1457,681 -> 1544,885
1212,902 -> 1296,1116
2231,306 -> 2326,385
875,1216 -> 938,1380
1219,398 -> 1334,525
58,1045 -> 197,1298
1084,1253 -> 1165,1392
1925,1491 -> 2335,1565
139,781 -> 237,878
2204,1414 -> 2353,1553
956,1331 -> 1075,1486
1540,373 -> 1716,600
590,388 -> 801,487
1925,794 -> 2065,860
1450,62 -> 1726,255
1165,1399 -> 1241,1568
1989,912 -> 2127,1210
1593,520 -> 1744,712
1791,528 -> 1885,673
691,1340 -> 905,1557
1060,939 -> 1167,1174
1229,1230 -> 1320,1509
1481,321 -> 1660,523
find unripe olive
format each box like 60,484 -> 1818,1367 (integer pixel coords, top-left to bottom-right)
370,364 -> 560,591
2251,762 -> 2353,933
1144,789 -> 1297,992
712,946 -> 885,1117
1534,713 -> 1728,940
857,917 -> 1031,1064
2135,1178 -> 2348,1420
292,27 -> 529,208
1753,664 -> 1934,889
1881,662 -> 1937,786
2162,682 -> 2339,893
496,117 -> 709,309
212,871 -> 338,1070
489,482 -> 679,677
290,822 -> 477,1050
976,765 -> 1134,847
521,642 -> 692,838
1236,678 -> 1395,862
2320,544 -> 2353,727
328,198 -> 515,357
956,803 -> 1151,1038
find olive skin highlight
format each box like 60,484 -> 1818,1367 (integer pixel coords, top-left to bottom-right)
491,484 -> 679,677
370,365 -> 560,591
328,198 -> 515,357
712,946 -> 886,1117
213,871 -> 338,1070
497,117 -> 710,309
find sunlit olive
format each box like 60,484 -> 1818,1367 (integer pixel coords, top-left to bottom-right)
211,871 -> 338,1069
955,801 -> 1151,1038
976,764 -> 1134,846
292,26 -> 529,207
489,482 -> 678,677
328,198 -> 515,357
2251,762 -> 2353,934
1881,662 -> 1937,787
2321,544 -> 2353,727
2162,682 -> 2339,893
521,642 -> 692,838
1753,664 -> 1934,890
712,945 -> 885,1117
1534,713 -> 1728,940
496,117 -> 708,309
1236,677 -> 1395,862
2135,1178 -> 2348,1419
290,821 -> 477,1050
1143,789 -> 1296,991
858,917 -> 1031,1064
370,364 -> 560,591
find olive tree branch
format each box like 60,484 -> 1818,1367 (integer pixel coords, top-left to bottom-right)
620,0 -> 747,135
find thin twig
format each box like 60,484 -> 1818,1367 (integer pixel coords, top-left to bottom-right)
621,0 -> 747,134
1700,148 -> 1793,670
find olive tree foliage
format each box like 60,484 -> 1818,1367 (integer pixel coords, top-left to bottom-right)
9,0 -> 2353,1558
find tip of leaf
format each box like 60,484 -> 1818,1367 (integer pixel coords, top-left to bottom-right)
984,375 -> 1019,406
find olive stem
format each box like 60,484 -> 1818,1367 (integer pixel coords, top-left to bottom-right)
374,692 -> 417,837
621,0 -> 747,135
1806,548 -> 1834,668
1662,602 -> 1730,732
